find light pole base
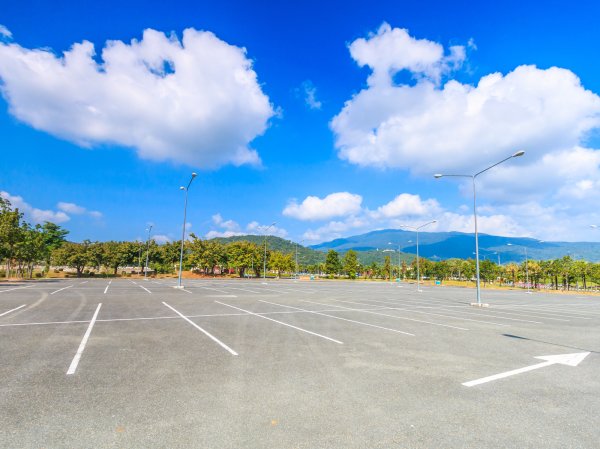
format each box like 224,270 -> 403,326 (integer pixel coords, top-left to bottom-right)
173,285 -> 185,289
470,302 -> 489,308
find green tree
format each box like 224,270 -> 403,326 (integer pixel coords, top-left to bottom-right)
342,250 -> 359,279
383,255 -> 392,280
269,251 -> 294,277
40,222 -> 68,272
52,241 -> 91,277
0,196 -> 24,278
325,250 -> 341,277
227,241 -> 262,277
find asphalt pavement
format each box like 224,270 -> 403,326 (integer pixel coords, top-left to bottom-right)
0,278 -> 598,448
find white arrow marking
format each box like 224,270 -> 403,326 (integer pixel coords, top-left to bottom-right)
463,352 -> 591,387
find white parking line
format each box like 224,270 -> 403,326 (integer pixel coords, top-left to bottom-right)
322,298 -> 511,327
261,300 -> 416,337
216,301 -> 344,344
66,303 -> 102,375
162,302 -> 238,356
0,306 -> 391,328
138,285 -> 152,294
50,285 -> 74,295
80,281 -> 88,285
0,285 -> 34,293
0,304 -> 26,317
286,298 -> 469,330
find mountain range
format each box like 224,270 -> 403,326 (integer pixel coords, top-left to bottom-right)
310,229 -> 600,263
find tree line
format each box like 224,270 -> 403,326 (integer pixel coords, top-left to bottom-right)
2,197 -> 599,290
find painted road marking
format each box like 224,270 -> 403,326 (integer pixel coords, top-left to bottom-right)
264,300 -> 416,337
0,304 -> 26,317
0,285 -> 34,293
297,298 -> 469,330
138,284 -> 152,294
463,352 -> 591,387
50,285 -> 74,295
207,295 -> 238,298
216,301 -> 344,344
348,297 -> 511,326
162,302 -> 238,356
0,307 -> 390,328
66,303 -> 102,375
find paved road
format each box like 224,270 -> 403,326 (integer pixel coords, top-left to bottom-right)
1,278 -> 598,448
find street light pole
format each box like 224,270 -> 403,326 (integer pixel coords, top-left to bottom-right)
144,225 -> 153,280
262,222 -> 276,281
177,172 -> 197,288
400,220 -> 437,292
434,150 -> 525,306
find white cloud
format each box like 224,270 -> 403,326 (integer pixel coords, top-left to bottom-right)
298,80 -> 322,110
326,25 -> 600,243
283,192 -> 363,221
0,28 -> 274,168
57,201 -> 103,219
373,193 -> 442,218
0,25 -> 11,39
1,191 -> 70,224
153,234 -> 172,244
57,202 -> 86,215
206,215 -> 288,239
348,23 -> 465,86
246,221 -> 288,238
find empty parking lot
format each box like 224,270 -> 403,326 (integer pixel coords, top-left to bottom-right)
1,278 -> 598,448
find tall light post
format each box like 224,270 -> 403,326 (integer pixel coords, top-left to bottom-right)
144,225 -> 153,280
262,222 -> 276,281
177,172 -> 197,288
295,239 -> 305,280
399,220 -> 437,292
434,150 -> 525,305
507,243 -> 531,294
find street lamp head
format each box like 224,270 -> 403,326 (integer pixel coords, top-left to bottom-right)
191,172 -> 197,178
179,186 -> 185,191
431,220 -> 438,224
512,150 -> 525,158
434,174 -> 443,179
591,224 -> 598,229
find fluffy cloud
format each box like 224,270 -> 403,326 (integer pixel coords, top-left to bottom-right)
1,191 -> 70,223
206,214 -> 287,239
57,201 -> 103,218
326,24 -> 600,242
283,192 -> 363,221
373,193 -> 442,218
0,25 -> 11,39
299,192 -> 441,242
297,80 -> 322,110
349,23 -> 465,86
153,234 -> 172,244
332,25 -> 600,175
0,28 -> 274,168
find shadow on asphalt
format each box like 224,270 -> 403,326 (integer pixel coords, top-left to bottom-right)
503,333 -> 600,354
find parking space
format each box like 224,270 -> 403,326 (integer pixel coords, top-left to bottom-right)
0,278 -> 598,448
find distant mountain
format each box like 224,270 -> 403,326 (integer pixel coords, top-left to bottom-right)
208,234 -> 415,266
310,229 -> 600,263
210,235 -> 325,265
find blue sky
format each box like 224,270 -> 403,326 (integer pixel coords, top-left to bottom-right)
1,0 -> 600,244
